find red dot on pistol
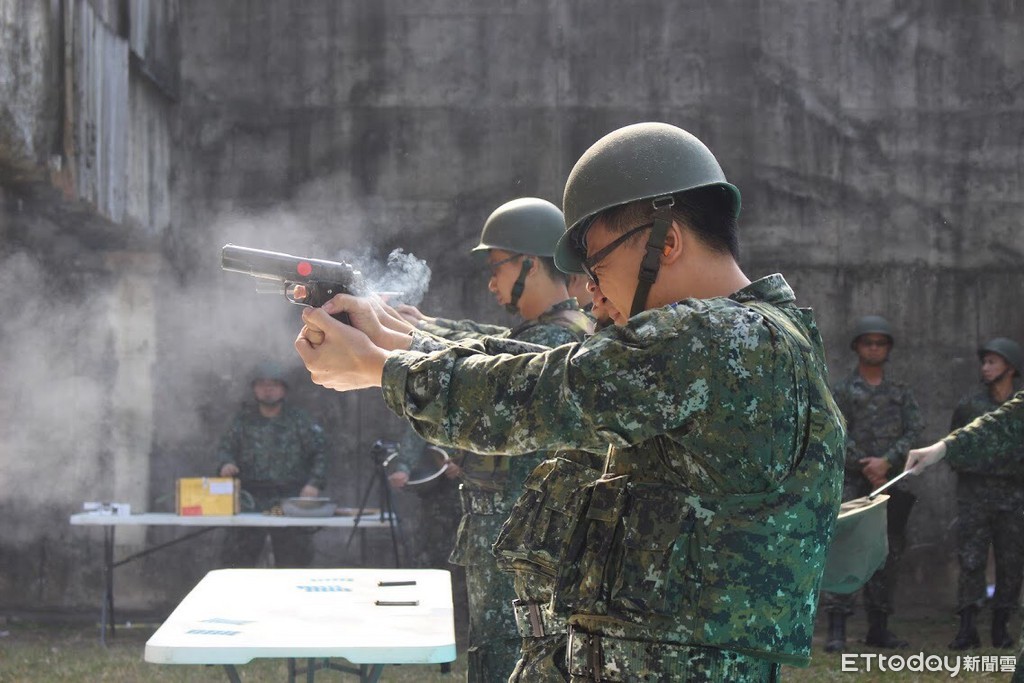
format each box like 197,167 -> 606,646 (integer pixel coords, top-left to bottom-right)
296,261 -> 313,277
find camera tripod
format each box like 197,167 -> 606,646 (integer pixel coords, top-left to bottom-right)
345,440 -> 407,567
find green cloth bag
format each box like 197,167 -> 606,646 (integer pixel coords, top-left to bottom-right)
820,494 -> 889,594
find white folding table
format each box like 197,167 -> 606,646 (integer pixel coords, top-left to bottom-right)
70,511 -> 397,644
145,567 -> 456,683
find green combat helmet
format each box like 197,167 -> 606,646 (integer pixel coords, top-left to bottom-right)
472,197 -> 566,314
978,337 -> 1023,377
850,315 -> 894,350
251,360 -> 289,387
555,122 -> 741,317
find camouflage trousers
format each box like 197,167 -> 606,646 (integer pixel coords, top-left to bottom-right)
451,508 -> 521,683
954,479 -> 1024,613
565,627 -> 780,682
1014,639 -> 1023,683
463,555 -> 520,682
508,634 -> 569,682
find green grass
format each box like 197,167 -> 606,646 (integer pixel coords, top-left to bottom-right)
0,607 -> 1018,682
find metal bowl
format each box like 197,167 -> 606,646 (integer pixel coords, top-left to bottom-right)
281,497 -> 337,518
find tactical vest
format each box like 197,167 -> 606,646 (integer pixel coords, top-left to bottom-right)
550,302 -> 843,667
493,450 -> 604,580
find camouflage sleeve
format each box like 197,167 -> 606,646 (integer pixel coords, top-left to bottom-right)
945,389 -> 1024,469
215,415 -> 243,474
880,387 -> 923,470
381,306 -> 756,457
949,396 -> 973,432
418,317 -> 509,342
515,323 -> 583,348
831,381 -> 866,473
410,330 -> 554,356
298,413 -> 328,490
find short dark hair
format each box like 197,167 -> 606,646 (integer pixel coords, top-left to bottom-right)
533,255 -> 569,284
596,185 -> 739,260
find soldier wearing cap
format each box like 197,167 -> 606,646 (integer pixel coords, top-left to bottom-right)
294,121 -> 845,681
216,360 -> 328,568
822,316 -> 923,652
947,337 -> 1024,650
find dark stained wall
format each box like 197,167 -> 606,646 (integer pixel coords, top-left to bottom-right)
1,0 -> 1022,615
170,0 -> 1024,609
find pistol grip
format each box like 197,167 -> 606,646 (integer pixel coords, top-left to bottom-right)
332,312 -> 352,325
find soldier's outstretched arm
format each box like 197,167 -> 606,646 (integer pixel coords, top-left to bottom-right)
907,388 -> 1024,474
905,441 -> 947,473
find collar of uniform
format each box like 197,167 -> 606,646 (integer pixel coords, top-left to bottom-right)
728,273 -> 795,306
847,367 -> 889,390
545,297 -> 583,315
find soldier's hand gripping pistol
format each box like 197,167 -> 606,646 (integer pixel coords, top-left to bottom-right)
221,244 -> 364,323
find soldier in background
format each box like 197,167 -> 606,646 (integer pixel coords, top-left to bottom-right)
387,425 -> 469,638
823,316 -> 923,652
908,390 -> 1024,683
216,360 -> 328,568
947,337 -> 1024,650
395,197 -> 593,682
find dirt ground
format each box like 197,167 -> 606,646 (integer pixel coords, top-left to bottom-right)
0,603 -> 1018,682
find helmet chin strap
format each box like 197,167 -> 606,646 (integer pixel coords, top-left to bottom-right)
506,258 -> 533,315
984,367 -> 1012,386
630,196 -> 674,318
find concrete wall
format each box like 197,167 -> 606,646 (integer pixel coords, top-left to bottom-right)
0,0 -> 178,610
1,0 -> 1023,616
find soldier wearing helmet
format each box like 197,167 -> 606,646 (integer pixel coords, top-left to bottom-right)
946,337 -> 1024,651
908,390 -> 1024,682
822,315 -> 923,653
295,122 -> 845,680
391,198 -> 594,681
216,360 -> 328,568
407,197 -> 593,343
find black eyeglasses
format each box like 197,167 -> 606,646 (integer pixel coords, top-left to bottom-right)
580,223 -> 653,285
484,254 -> 521,277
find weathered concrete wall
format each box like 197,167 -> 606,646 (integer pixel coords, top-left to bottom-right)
169,0 -> 1024,614
0,0 -> 179,611
2,0 -> 1024,618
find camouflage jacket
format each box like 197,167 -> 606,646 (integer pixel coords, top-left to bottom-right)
949,384 -> 1024,479
215,402 -> 328,507
382,274 -> 845,666
945,388 -> 1024,471
832,368 -> 923,478
419,298 -> 592,346
412,301 -> 594,566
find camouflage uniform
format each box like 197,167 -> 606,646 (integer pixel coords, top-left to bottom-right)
421,298 -> 593,683
944,389 -> 1024,682
389,426 -> 469,634
822,369 -> 922,617
420,317 -> 510,342
215,402 -> 327,568
949,386 -> 1024,615
391,426 -> 465,570
385,275 -> 845,680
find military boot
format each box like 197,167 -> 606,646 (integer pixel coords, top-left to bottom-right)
992,609 -> 1014,649
865,610 -> 909,648
824,613 -> 847,653
948,606 -> 980,650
